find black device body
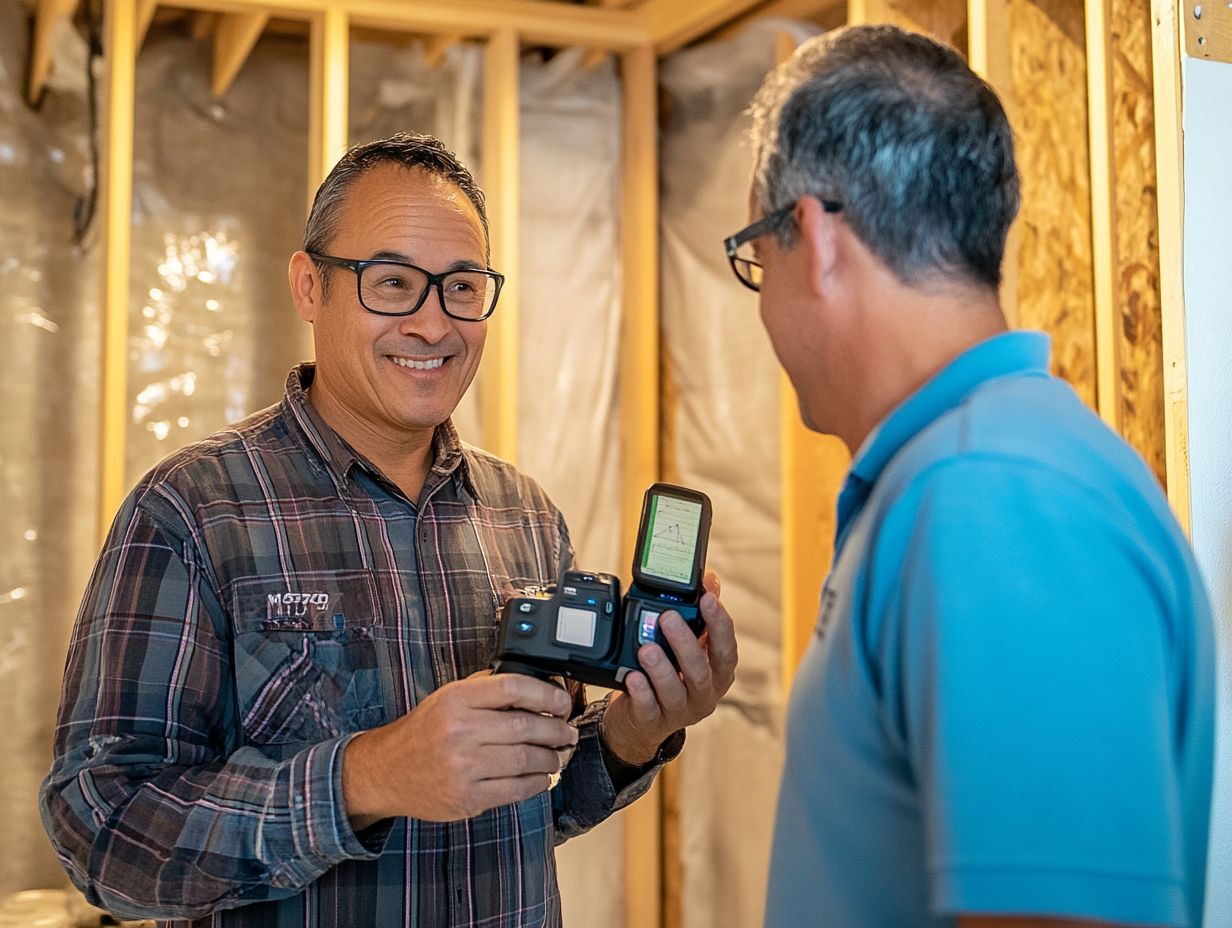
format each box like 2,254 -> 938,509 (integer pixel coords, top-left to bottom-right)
491,483 -> 712,690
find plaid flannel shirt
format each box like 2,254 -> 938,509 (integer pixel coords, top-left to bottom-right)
41,364 -> 676,927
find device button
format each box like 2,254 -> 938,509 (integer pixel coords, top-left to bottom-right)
605,601 -> 613,615
518,602 -> 536,614
515,620 -> 536,637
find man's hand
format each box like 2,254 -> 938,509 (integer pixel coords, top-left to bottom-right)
342,672 -> 578,829
601,571 -> 737,765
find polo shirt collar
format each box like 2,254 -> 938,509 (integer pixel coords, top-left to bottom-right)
282,363 -> 481,502
850,330 -> 1051,487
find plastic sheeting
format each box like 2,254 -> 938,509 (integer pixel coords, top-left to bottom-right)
0,0 -> 103,897
517,49 -> 625,928
349,37 -> 486,443
125,33 -> 310,484
659,19 -> 819,928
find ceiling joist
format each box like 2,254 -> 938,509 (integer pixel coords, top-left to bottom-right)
26,0 -> 78,105
189,8 -> 216,37
26,0 -> 818,109
136,0 -> 159,49
423,31 -> 463,68
211,10 -> 269,95
640,0 -> 768,52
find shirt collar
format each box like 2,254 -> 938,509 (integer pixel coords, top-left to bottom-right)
849,330 -> 1052,486
282,363 -> 481,502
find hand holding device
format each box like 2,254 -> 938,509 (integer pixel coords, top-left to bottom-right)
491,483 -> 712,690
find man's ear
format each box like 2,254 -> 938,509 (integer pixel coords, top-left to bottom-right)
796,195 -> 840,299
288,251 -> 321,324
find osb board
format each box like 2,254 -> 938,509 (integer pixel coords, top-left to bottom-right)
1111,0 -> 1167,485
852,0 -> 968,50
1009,0 -> 1097,407
1184,0 -> 1232,62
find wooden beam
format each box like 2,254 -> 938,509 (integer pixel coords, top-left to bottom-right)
27,0 -> 79,106
189,9 -> 217,38
1184,0 -> 1232,61
1086,0 -> 1119,431
307,6 -> 348,198
967,0 -> 1018,325
99,0 -> 138,538
581,46 -> 610,70
710,0 -> 847,41
424,31 -> 462,68
136,0 -> 158,49
211,10 -> 269,97
153,0 -> 647,51
619,38 -> 662,928
305,6 -> 347,364
1151,0 -> 1191,532
640,0 -> 769,52
480,28 -> 520,462
849,0 -> 966,48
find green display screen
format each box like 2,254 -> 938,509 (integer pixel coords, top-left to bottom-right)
639,494 -> 703,585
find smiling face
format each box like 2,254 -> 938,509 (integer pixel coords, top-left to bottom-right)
292,163 -> 490,461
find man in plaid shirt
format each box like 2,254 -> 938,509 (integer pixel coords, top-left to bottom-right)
41,133 -> 738,927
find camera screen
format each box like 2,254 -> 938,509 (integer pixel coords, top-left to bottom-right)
638,608 -> 661,645
638,494 -> 703,585
556,605 -> 597,648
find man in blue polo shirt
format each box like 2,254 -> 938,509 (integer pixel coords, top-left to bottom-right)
724,25 -> 1215,928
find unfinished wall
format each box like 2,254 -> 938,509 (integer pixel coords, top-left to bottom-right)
1110,0 -> 1166,485
659,20 -> 818,928
125,32 -> 308,486
0,0 -> 101,896
516,48 -> 625,928
1009,0 -> 1098,405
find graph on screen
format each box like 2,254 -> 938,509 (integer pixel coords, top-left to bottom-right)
640,495 -> 702,584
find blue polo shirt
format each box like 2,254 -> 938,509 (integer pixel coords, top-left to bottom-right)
765,331 -> 1214,927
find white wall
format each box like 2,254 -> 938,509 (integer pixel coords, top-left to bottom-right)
1183,55 -> 1232,928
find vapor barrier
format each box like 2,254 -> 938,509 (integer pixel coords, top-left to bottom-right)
349,36 -> 486,442
0,0 -> 103,898
659,19 -> 820,928
516,48 -> 625,928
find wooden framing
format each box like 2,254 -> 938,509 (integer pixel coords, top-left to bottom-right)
136,0 -> 160,47
307,5 -> 348,198
618,46 -> 663,928
100,0 -> 138,536
967,0 -> 1019,323
211,11 -> 271,96
1151,0 -> 1191,531
480,28 -> 521,463
27,0 -> 80,105
1086,0 -> 1119,429
1184,0 -> 1232,62
642,0 -> 768,52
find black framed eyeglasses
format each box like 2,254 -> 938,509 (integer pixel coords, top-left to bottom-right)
722,199 -> 843,292
309,252 -> 504,321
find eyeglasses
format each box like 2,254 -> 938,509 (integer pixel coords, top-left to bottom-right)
722,199 -> 843,292
309,252 -> 504,321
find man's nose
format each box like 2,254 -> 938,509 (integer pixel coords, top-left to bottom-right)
400,283 -> 453,339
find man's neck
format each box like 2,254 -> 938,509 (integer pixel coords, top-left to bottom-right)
305,385 -> 437,503
836,278 -> 1008,454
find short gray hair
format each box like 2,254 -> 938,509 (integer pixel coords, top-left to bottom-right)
749,25 -> 1020,289
303,133 -> 490,294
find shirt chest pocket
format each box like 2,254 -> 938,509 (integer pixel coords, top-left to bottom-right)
231,573 -> 386,746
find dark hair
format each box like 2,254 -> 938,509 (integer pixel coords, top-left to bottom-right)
303,133 -> 490,294
749,25 -> 1020,289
